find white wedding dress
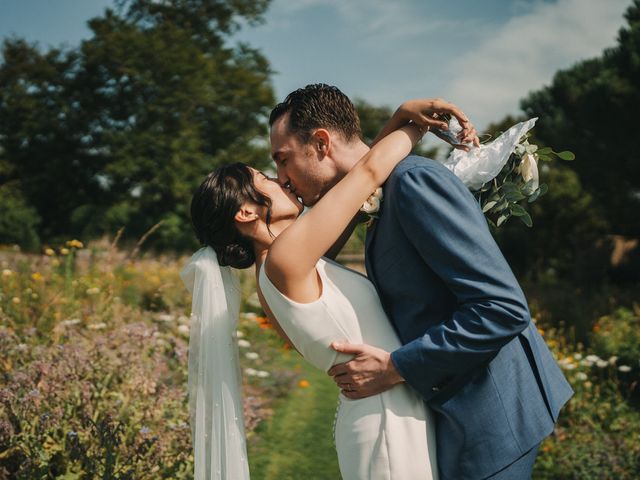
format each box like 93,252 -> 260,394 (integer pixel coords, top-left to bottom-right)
259,258 -> 439,480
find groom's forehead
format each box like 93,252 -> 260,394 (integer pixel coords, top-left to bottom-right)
270,115 -> 303,157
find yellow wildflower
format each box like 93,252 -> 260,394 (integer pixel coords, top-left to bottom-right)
60,248 -> 70,255
12,297 -> 20,304
31,272 -> 44,282
2,269 -> 12,277
298,379 -> 310,388
44,248 -> 55,256
66,239 -> 84,249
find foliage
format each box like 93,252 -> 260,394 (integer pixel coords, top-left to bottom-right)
0,240 -> 300,479
473,130 -> 574,229
355,98 -> 439,160
521,0 -> 640,236
0,0 -> 275,250
590,306 -> 640,401
0,185 -> 41,250
533,319 -> 640,479
483,117 -> 608,282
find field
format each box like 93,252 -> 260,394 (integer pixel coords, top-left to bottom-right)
1,240 -> 638,479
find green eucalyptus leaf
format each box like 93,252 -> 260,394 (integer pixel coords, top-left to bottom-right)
555,150 -> 575,161
537,154 -> 553,162
538,183 -> 549,196
528,189 -> 541,203
522,179 -> 537,195
500,181 -> 518,193
496,214 -> 510,227
482,200 -> 498,213
505,191 -> 526,202
536,147 -> 552,155
510,204 -> 528,216
494,199 -> 509,212
519,211 -> 533,227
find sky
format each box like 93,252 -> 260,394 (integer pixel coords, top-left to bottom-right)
0,0 -> 632,131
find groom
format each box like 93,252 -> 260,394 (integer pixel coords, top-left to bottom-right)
269,84 -> 573,479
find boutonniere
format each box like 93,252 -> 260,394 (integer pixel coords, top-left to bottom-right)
360,187 -> 383,228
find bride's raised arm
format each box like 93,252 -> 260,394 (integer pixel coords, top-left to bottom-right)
265,122 -> 423,299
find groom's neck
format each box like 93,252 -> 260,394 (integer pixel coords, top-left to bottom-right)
334,139 -> 370,177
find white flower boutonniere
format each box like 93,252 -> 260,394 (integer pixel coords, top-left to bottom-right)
360,187 -> 383,228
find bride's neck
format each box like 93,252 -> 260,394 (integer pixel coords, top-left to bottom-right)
252,217 -> 294,269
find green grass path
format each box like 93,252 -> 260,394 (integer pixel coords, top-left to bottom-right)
248,362 -> 342,479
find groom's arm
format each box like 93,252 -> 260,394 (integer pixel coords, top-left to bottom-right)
330,163 -> 530,400
389,164 -> 530,400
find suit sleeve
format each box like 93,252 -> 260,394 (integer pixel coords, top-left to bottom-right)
389,164 -> 531,400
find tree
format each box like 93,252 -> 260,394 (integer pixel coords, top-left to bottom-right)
521,0 -> 640,236
482,116 -> 608,282
0,0 -> 275,250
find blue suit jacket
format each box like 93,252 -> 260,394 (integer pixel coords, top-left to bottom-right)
365,156 -> 573,480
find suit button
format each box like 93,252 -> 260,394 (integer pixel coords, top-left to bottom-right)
431,386 -> 440,392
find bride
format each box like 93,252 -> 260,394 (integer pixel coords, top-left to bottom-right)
181,100 -> 531,479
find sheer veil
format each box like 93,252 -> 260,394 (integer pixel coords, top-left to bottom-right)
180,246 -> 250,480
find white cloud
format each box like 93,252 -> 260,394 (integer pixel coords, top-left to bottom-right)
442,0 -> 630,130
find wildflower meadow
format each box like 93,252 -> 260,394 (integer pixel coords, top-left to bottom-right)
0,238 -> 638,479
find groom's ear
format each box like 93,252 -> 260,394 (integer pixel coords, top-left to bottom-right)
311,128 -> 332,156
234,204 -> 259,224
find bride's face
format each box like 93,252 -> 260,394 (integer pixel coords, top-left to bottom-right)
250,168 -> 304,220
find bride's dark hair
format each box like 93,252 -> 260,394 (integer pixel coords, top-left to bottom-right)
190,163 -> 272,269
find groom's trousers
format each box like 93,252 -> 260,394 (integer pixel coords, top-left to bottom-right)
484,444 -> 540,480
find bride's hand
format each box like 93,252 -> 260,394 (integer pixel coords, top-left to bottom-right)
396,98 -> 480,151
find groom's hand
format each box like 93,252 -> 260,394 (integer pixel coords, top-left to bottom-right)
328,342 -> 405,399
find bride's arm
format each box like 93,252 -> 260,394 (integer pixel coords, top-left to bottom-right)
322,98 -> 476,260
266,124 -> 423,300
372,98 -> 480,150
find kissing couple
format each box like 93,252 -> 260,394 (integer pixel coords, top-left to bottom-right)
181,84 -> 573,480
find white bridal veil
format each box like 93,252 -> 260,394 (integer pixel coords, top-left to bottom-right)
180,246 -> 250,480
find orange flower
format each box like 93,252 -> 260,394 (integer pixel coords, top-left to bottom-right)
298,379 -> 310,388
256,316 -> 273,329
592,324 -> 601,333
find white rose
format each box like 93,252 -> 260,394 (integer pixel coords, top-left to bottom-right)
518,153 -> 539,191
360,188 -> 383,215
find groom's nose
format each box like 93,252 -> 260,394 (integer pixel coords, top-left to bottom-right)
276,168 -> 289,187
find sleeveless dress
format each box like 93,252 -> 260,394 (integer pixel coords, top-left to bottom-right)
258,257 -> 438,480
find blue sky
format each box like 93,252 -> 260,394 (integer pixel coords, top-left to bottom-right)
0,0 -> 631,131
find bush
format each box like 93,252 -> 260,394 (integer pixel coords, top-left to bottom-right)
534,323 -> 640,479
0,241 -> 299,479
0,185 -> 41,250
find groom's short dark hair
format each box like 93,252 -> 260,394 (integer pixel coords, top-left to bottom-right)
269,84 -> 362,144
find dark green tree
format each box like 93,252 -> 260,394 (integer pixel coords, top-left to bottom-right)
521,0 -> 640,236
0,0 -> 275,250
482,115 -> 607,282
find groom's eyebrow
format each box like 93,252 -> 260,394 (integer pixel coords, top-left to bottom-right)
271,150 -> 285,162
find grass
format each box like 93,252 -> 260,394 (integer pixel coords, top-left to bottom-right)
248,361 -> 341,480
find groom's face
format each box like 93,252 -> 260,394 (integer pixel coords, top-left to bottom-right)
270,113 -> 336,207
